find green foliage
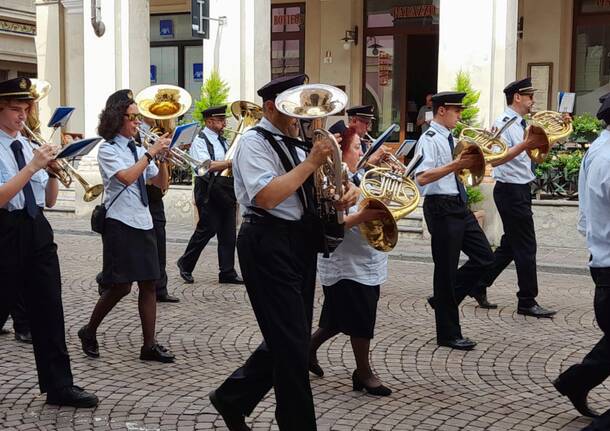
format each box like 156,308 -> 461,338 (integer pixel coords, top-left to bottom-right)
453,70 -> 481,137
192,70 -> 230,125
533,149 -> 583,199
466,185 -> 484,209
570,113 -> 603,144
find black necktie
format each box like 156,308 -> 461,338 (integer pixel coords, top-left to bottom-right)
127,140 -> 149,207
521,118 -> 537,174
448,134 -> 468,203
218,135 -> 228,152
352,173 -> 361,187
10,140 -> 38,218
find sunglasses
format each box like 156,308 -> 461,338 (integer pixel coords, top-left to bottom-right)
124,113 -> 143,121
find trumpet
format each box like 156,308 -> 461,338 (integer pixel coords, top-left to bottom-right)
137,126 -> 210,177
21,122 -> 104,202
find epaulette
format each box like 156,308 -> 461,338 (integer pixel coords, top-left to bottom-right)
502,116 -> 510,122
425,130 -> 436,137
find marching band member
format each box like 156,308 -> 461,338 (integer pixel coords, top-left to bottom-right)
346,105 -> 374,153
177,105 -> 242,285
208,75 -> 358,431
0,77 -> 98,407
553,95 -> 610,425
309,126 -> 391,396
472,78 -> 557,317
77,89 -> 175,363
414,91 -> 494,351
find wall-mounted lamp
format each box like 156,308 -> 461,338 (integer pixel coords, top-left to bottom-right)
341,26 -> 358,50
90,0 -> 105,37
368,37 -> 382,56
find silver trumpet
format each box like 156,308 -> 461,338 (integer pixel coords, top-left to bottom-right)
137,126 -> 210,177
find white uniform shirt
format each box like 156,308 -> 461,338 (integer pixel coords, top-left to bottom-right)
491,107 -> 536,184
578,128 -> 610,268
317,200 -> 388,287
413,121 -> 460,196
190,127 -> 227,173
233,117 -> 307,221
97,134 -> 159,230
0,129 -> 48,210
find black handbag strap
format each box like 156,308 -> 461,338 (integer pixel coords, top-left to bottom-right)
104,139 -> 131,210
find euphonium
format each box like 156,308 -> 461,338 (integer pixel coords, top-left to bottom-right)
135,85 -> 210,176
452,119 -> 513,186
357,124 -> 421,252
220,100 -> 263,177
525,110 -> 573,163
275,83 -> 349,232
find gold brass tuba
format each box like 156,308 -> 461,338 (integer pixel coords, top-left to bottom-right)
275,83 -> 349,230
220,100 -> 263,177
23,80 -> 104,202
357,124 -> 421,251
525,111 -> 573,163
135,85 -> 210,176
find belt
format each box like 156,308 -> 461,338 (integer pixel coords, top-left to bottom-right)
243,214 -> 305,228
424,194 -> 461,202
0,207 -> 43,217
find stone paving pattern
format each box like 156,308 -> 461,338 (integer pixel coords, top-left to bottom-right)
0,213 -> 606,430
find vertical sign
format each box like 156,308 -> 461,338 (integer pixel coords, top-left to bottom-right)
193,63 -> 203,81
191,0 -> 210,39
160,19 -> 174,37
150,65 -> 157,83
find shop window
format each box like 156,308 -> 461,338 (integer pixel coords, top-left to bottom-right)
271,4 -> 305,79
572,1 -> 610,114
0,70 -> 7,81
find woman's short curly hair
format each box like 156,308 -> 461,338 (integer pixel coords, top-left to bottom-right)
97,100 -> 135,140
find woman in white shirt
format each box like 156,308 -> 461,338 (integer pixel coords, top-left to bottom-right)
310,126 -> 391,396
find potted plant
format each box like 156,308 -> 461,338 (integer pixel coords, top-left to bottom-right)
570,113 -> 603,147
467,185 -> 485,227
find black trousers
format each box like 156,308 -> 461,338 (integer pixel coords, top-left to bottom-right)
150,200 -> 168,297
0,209 -> 73,393
557,267 -> 610,398
0,285 -> 28,333
179,177 -> 237,279
423,196 -> 494,341
475,182 -> 538,307
215,218 -> 318,430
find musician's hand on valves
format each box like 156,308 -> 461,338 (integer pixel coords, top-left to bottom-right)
334,181 -> 359,212
455,151 -> 482,172
562,113 -> 572,125
368,145 -> 389,166
305,136 -> 334,168
29,143 -> 55,171
149,133 -> 171,157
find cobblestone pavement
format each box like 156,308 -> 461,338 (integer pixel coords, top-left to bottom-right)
0,220 -> 606,430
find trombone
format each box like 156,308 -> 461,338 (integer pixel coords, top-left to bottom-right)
21,122 -> 104,202
137,126 -> 210,177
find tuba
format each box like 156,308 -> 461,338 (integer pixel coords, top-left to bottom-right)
23,80 -> 104,202
525,111 -> 573,163
220,100 -> 263,177
452,119 -> 513,186
357,124 -> 421,251
135,85 -> 209,176
275,84 -> 349,250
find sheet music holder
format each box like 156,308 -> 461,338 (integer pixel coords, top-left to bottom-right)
55,137 -> 102,159
170,122 -> 199,149
47,107 -> 75,128
395,139 -> 417,158
356,123 -> 400,170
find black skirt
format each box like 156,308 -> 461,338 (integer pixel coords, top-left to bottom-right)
318,279 -> 380,339
101,218 -> 160,285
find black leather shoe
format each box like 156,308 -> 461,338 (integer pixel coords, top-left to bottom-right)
209,390 -> 251,431
177,260 -> 194,284
517,304 -> 556,318
352,370 -> 392,396
553,377 -> 599,418
437,337 -> 477,350
0,328 -> 9,335
14,331 -> 32,344
140,343 -> 175,363
309,358 -> 324,377
46,385 -> 99,408
219,275 -> 245,285
157,294 -> 180,303
78,325 -> 99,358
427,296 -> 435,309
474,293 -> 498,309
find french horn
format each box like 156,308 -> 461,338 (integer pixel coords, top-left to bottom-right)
357,124 -> 421,252
525,111 -> 573,163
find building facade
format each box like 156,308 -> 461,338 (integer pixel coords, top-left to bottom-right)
0,1 -> 37,80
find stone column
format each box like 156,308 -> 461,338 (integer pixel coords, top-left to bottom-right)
202,0 -> 271,103
438,0 -> 518,244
